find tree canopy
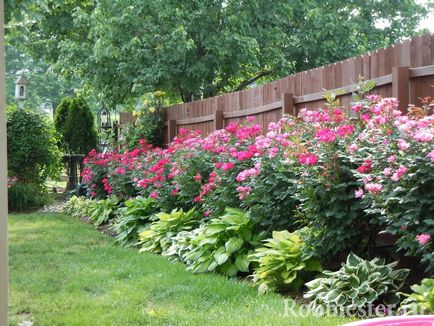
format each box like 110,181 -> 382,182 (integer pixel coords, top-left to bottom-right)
5,0 -> 431,105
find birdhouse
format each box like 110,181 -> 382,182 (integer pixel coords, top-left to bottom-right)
14,75 -> 29,101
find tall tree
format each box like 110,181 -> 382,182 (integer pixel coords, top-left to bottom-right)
6,0 -> 430,105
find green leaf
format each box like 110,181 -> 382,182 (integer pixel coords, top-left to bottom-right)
235,255 -> 250,272
225,237 -> 244,255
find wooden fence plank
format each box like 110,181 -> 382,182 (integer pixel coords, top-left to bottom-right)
119,34 -> 434,139
392,66 -> 410,112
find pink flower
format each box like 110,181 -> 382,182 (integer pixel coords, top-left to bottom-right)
383,168 -> 392,176
236,186 -> 252,200
352,104 -> 363,113
193,174 -> 202,181
361,114 -> 370,121
415,234 -> 431,245
298,153 -> 318,165
116,167 -> 126,175
316,128 -> 337,143
246,116 -> 256,122
269,147 -> 279,158
357,160 -> 373,173
236,168 -> 260,182
397,139 -> 410,151
365,183 -> 383,193
337,125 -> 355,138
427,150 -> 434,163
355,188 -> 364,198
149,191 -> 159,199
391,166 -> 408,182
221,162 -> 235,171
387,155 -> 397,163
348,144 -> 358,152
413,131 -> 433,142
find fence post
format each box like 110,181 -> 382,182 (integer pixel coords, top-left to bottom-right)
214,109 -> 224,131
168,119 -> 177,143
392,66 -> 410,113
281,93 -> 295,116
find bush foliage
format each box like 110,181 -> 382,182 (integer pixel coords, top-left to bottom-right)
7,108 -> 62,188
63,89 -> 434,310
54,97 -> 98,154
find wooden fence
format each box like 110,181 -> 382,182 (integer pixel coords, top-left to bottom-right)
121,33 -> 434,144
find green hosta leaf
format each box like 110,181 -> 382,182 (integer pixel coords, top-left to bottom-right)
272,230 -> 291,241
348,274 -> 360,288
384,292 -> 400,305
390,269 -> 410,282
325,289 -> 340,303
221,209 -> 247,225
354,296 -> 367,308
347,253 -> 364,267
206,223 -> 226,235
225,237 -> 244,255
304,258 -> 323,272
235,255 -> 250,272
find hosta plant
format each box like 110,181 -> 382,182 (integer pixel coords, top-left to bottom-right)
111,196 -> 158,247
399,278 -> 434,315
249,229 -> 322,293
162,225 -> 206,264
87,196 -> 120,226
304,253 -> 409,313
63,196 -> 93,219
183,208 -> 263,276
139,208 -> 198,254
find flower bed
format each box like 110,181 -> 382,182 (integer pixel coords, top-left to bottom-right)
69,86 -> 434,316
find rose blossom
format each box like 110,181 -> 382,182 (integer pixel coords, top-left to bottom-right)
427,150 -> 434,163
397,139 -> 410,150
236,186 -> 252,200
415,234 -> 431,245
221,162 -> 234,171
316,128 -> 337,143
348,144 -> 358,152
298,153 -> 318,165
383,168 -> 392,176
355,188 -> 364,198
391,166 -> 408,182
365,183 -> 383,193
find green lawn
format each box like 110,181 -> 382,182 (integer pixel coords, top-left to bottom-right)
8,213 -> 351,325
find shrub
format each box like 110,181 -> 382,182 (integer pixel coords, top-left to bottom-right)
304,253 -> 409,313
183,208 -> 262,276
7,108 -> 62,189
8,182 -> 48,211
249,229 -> 322,293
399,278 -> 434,315
81,90 -> 434,276
111,196 -> 158,247
54,97 -> 98,154
122,107 -> 164,149
350,96 -> 434,273
139,208 -> 198,254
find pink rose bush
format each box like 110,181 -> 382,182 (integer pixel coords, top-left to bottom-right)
82,91 -> 434,275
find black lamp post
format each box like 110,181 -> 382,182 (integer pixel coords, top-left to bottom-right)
97,107 -> 112,152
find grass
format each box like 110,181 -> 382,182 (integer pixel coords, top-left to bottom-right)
8,213 -> 352,325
